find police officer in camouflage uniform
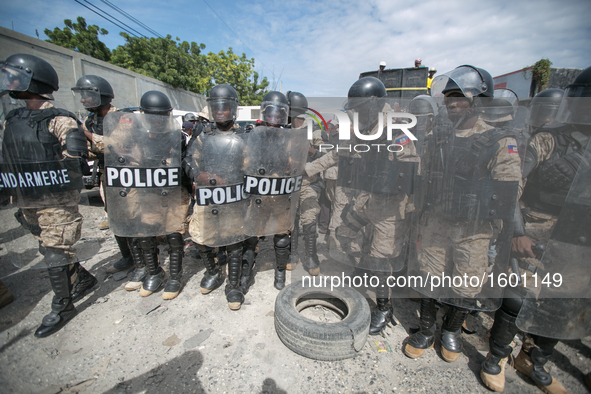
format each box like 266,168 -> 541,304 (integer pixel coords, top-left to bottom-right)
285,91 -> 324,275
185,84 -> 255,310
71,75 -> 135,276
479,81 -> 591,393
405,65 -> 522,363
1,54 -> 95,337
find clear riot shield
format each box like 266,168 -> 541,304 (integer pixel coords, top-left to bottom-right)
516,140 -> 591,340
189,130 -> 249,247
330,99 -> 419,274
0,99 -> 101,269
407,101 -> 521,311
242,126 -> 308,237
104,112 -> 184,237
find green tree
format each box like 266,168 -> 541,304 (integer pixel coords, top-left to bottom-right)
205,48 -> 269,105
45,17 -> 111,61
110,33 -> 209,92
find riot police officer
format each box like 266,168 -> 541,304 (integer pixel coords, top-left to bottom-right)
71,75 -> 135,276
1,54 -> 94,337
285,91 -> 324,276
405,66 -> 522,362
479,77 -> 591,393
104,90 -> 190,300
185,84 -> 254,310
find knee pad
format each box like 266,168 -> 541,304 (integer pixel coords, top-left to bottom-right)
274,234 -> 290,249
137,237 -> 158,252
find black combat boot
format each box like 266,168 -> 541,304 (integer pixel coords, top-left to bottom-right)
440,305 -> 470,362
404,298 -> 438,358
302,223 -> 320,276
240,237 -> 258,294
71,264 -> 98,303
225,246 -> 244,310
369,272 -> 393,335
198,245 -> 224,294
163,233 -> 184,300
274,234 -> 290,290
125,238 -> 148,291
287,214 -> 300,270
106,235 -> 133,274
138,237 -> 165,297
35,259 -> 77,338
480,303 -> 521,392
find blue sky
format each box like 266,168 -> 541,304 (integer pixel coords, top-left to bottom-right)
2,0 -> 590,96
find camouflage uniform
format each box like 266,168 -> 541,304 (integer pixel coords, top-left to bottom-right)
417,117 -> 522,298
17,102 -> 83,255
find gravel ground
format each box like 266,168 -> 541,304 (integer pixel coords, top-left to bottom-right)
1,190 -> 590,394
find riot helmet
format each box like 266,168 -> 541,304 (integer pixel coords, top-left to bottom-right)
139,90 -> 173,115
184,113 -> 197,122
1,53 -> 58,99
433,65 -> 493,102
260,91 -> 289,127
207,84 -> 239,128
286,91 -> 308,122
343,77 -> 387,132
71,75 -> 114,111
557,66 -> 591,133
409,95 -> 437,141
527,88 -> 564,128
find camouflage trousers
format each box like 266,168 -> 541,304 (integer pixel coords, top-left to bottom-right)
299,182 -> 320,227
338,192 -> 409,259
21,205 -> 83,256
417,212 -> 494,298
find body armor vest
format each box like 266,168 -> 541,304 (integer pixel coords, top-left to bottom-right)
2,107 -> 76,164
522,125 -> 589,215
199,126 -> 246,185
424,127 -> 519,220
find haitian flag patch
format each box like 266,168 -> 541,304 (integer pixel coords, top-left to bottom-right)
395,136 -> 410,145
508,145 -> 518,154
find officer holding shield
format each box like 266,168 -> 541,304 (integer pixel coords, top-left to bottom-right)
1,54 -> 95,337
480,69 -> 591,393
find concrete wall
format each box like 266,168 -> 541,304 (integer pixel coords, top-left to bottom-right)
0,26 -> 206,113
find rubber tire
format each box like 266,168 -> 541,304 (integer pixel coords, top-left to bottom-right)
274,280 -> 370,361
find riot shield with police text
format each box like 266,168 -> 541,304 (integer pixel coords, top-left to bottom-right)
242,126 -> 308,236
104,112 -> 184,237
516,140 -> 591,340
188,130 -> 249,247
407,101 -> 522,311
0,99 -> 101,269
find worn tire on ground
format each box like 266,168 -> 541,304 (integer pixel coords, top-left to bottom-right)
274,280 -> 370,361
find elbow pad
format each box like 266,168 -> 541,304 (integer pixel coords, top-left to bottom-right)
65,127 -> 89,160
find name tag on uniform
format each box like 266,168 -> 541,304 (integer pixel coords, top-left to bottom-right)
244,175 -> 303,196
105,167 -> 180,188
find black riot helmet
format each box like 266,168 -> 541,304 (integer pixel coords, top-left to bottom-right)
557,66 -> 591,132
184,112 -> 197,122
527,88 -> 564,128
1,53 -> 59,99
207,84 -> 239,127
434,65 -> 493,104
409,95 -> 437,116
261,91 -> 289,127
72,75 -> 114,110
286,91 -> 308,122
344,77 -> 387,132
139,90 -> 173,115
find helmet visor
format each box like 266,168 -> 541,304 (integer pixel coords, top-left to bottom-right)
433,67 -> 490,99
557,87 -> 591,125
1,63 -> 32,94
261,101 -> 288,126
208,98 -> 237,124
71,87 -> 102,109
527,101 -> 561,127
